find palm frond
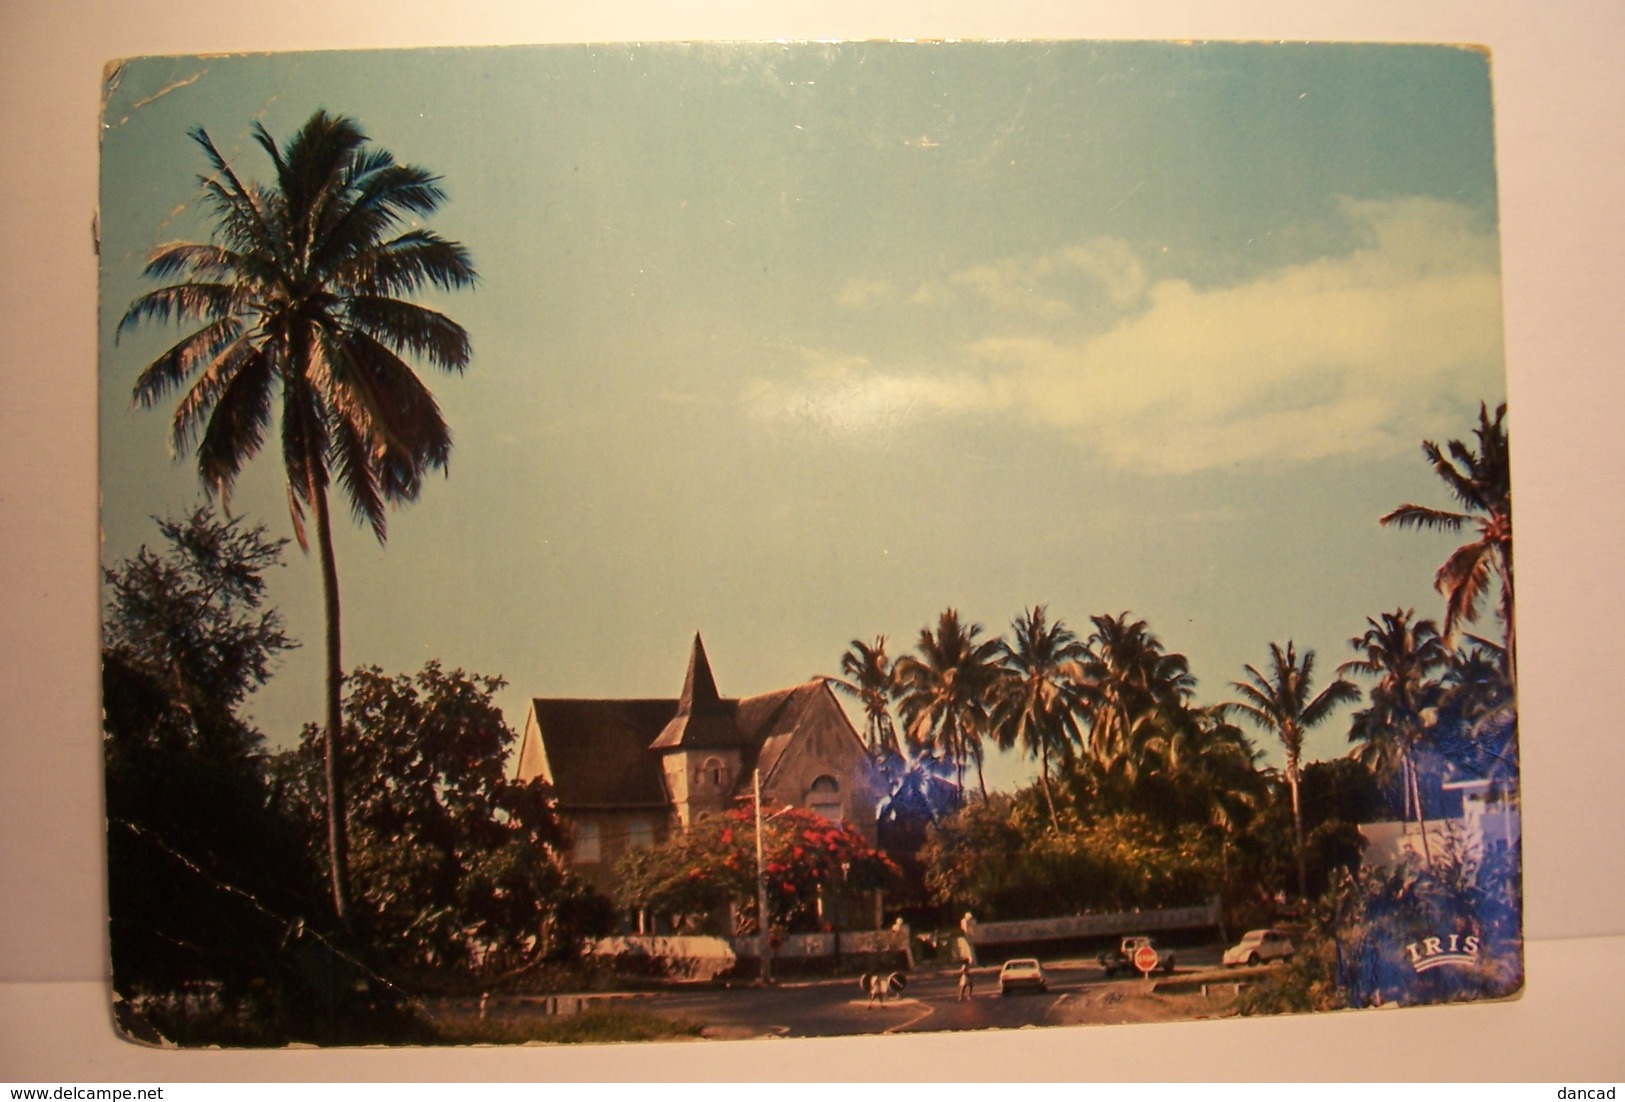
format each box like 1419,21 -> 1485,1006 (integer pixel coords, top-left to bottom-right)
139,242 -> 272,286
1301,677 -> 1361,727
343,230 -> 478,297
118,282 -> 243,338
311,160 -> 448,275
332,328 -> 454,484
193,346 -> 276,498
189,127 -> 284,265
1437,540 -> 1493,634
345,295 -> 472,372
166,332 -> 259,447
1380,503 -> 1468,533
328,411 -> 388,542
130,317 -> 247,408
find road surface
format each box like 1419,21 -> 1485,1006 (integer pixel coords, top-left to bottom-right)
626,950 -> 1241,1040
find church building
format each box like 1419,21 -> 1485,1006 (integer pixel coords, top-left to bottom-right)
514,634 -> 884,893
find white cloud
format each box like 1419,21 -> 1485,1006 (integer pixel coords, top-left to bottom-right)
980,197 -> 1505,472
901,237 -> 1149,320
742,351 -> 1013,438
757,197 -> 1504,472
835,277 -> 899,311
747,197 -> 1495,471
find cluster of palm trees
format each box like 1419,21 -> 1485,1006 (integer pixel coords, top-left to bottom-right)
828,403 -> 1515,903
828,607 -> 1253,831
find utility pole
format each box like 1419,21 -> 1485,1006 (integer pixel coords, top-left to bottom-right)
755,768 -> 772,984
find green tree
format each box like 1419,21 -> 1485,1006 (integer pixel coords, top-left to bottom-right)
825,635 -> 900,755
1228,641 -> 1360,900
275,663 -> 601,984
103,508 -> 333,1043
921,794 -> 1219,921
1339,608 -> 1450,858
118,111 -> 479,925
1381,403 -> 1515,688
894,609 -> 1003,798
989,605 -> 1089,831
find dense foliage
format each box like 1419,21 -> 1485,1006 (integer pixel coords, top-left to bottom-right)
922,795 -> 1219,920
103,509 -> 381,1044
274,663 -> 610,987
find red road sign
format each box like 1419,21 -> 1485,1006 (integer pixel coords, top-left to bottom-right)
1133,944 -> 1159,974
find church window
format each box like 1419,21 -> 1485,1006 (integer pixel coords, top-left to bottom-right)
627,817 -> 654,851
699,756 -> 727,789
572,820 -> 601,864
809,775 -> 842,822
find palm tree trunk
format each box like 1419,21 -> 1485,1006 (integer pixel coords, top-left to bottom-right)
309,462 -> 352,928
1407,755 -> 1433,867
1039,739 -> 1059,832
1497,549 -> 1516,695
1288,762 -> 1307,900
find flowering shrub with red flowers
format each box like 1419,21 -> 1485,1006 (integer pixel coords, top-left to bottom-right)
614,803 -> 900,934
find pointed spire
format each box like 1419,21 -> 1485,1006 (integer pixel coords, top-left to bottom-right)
677,632 -> 723,715
651,632 -> 740,750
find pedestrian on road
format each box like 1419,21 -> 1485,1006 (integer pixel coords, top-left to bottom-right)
958,959 -> 974,1001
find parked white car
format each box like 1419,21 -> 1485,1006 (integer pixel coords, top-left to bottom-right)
1223,928 -> 1295,967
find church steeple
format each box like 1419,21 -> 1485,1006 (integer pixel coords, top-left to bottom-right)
650,632 -> 739,750
676,632 -> 723,716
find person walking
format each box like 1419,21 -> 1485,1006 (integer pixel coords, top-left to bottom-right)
957,959 -> 974,1001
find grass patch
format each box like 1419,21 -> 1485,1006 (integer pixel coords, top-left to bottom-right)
431,1002 -> 707,1046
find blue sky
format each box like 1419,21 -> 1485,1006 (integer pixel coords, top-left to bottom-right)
98,41 -> 1506,790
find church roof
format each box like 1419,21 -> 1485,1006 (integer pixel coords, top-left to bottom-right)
521,634 -> 855,811
524,698 -> 677,809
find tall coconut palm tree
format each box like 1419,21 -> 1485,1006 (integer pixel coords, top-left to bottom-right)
1228,641 -> 1360,900
825,636 -> 900,756
1339,609 -> 1449,859
1080,612 -> 1195,769
1382,403 -> 1515,689
990,606 -> 1089,831
117,111 -> 478,925
894,609 -> 1002,799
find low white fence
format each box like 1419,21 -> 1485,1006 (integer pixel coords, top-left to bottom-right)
590,927 -> 913,975
589,934 -> 738,981
965,900 -> 1221,946
735,926 -> 911,962
589,903 -> 1216,973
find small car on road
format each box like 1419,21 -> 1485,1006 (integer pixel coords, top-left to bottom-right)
1099,935 -> 1176,978
1223,928 -> 1296,967
998,957 -> 1049,996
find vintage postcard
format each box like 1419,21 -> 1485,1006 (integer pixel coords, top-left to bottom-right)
98,40 -> 1519,1046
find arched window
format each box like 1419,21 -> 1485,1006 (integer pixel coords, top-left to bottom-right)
626,817 -> 654,852
809,775 -> 842,822
698,756 -> 727,790
572,820 -> 601,864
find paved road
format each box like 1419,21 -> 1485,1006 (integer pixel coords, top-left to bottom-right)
639,950 -> 1229,1040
